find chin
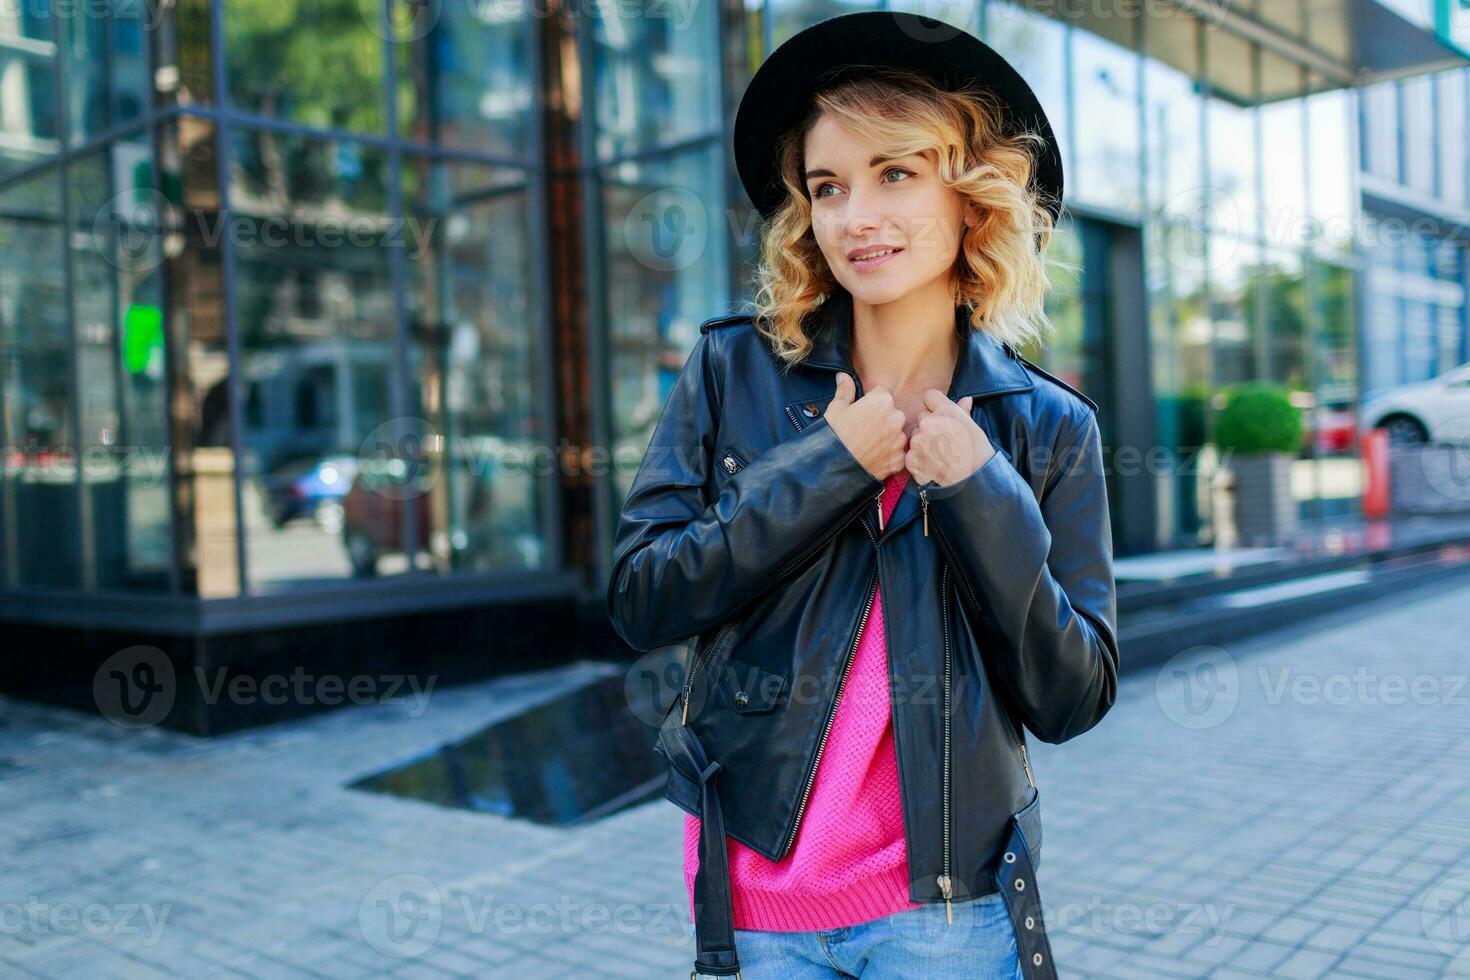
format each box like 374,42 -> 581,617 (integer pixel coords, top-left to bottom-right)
838,277 -> 919,307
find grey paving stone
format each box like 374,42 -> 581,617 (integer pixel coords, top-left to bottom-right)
5,587 -> 1470,977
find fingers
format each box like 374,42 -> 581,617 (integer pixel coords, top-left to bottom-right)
922,388 -> 970,418
827,372 -> 856,411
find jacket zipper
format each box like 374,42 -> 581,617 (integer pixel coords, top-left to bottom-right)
781,525 -> 879,857
922,504 -> 1035,916
681,619 -> 738,725
936,563 -> 954,923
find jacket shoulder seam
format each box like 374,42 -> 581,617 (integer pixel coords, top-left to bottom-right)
1014,353 -> 1100,415
699,312 -> 755,334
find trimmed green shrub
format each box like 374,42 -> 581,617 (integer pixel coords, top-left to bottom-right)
1214,384 -> 1303,456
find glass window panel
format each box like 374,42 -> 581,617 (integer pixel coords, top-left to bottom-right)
771,0 -> 877,48
1210,234 -> 1261,387
604,143 -> 730,507
67,135 -> 173,591
0,169 -> 78,587
1360,80 -> 1398,183
1072,25 -> 1141,214
1260,96 -> 1304,253
1017,219 -> 1082,375
224,0 -> 386,133
1206,96 -> 1258,241
1360,213 -> 1401,397
1436,70 -> 1466,209
228,128 -> 398,589
59,0 -> 151,142
1204,30 -> 1257,239
394,3 -> 532,158
984,3 -> 1070,204
590,0 -> 722,160
401,158 -> 549,573
1262,247 -> 1305,389
1402,75 -> 1435,196
1305,79 -> 1354,259
1143,53 -> 1203,219
1147,220 -> 1212,545
0,11 -> 61,176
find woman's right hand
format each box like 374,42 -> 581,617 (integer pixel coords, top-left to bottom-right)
824,372 -> 907,481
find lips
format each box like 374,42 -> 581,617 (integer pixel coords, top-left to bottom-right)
849,246 -> 903,269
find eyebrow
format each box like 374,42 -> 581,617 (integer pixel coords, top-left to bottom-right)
803,153 -> 919,182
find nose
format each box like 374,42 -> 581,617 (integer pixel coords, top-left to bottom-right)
842,190 -> 879,240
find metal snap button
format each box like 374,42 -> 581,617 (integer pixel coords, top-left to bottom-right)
802,402 -> 820,417
1003,851 -> 1016,864
1014,878 -> 1025,891
1025,916 -> 1035,930
734,691 -> 748,707
1032,953 -> 1043,966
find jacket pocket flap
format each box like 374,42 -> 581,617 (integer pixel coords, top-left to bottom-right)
719,659 -> 788,714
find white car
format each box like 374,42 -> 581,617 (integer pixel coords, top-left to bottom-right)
1359,362 -> 1470,446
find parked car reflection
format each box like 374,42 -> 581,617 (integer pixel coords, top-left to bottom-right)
259,454 -> 359,531
341,458 -> 431,577
1358,362 -> 1470,446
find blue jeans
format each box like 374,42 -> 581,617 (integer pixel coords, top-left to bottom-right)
730,891 -> 1025,979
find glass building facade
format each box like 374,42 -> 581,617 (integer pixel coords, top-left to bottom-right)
0,0 -> 1465,638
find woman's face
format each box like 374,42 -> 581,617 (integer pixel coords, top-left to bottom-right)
802,112 -> 971,307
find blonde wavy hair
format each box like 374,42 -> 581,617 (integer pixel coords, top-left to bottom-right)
745,66 -> 1072,367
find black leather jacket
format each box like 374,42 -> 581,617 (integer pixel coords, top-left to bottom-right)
607,289 -> 1119,978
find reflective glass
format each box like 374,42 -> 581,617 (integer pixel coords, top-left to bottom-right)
401,157 -> 548,574
228,128 -> 398,588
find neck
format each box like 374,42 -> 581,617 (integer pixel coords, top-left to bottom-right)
849,283 -> 960,394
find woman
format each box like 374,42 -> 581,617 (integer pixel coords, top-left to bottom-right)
607,12 -> 1118,980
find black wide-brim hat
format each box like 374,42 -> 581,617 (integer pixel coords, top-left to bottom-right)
733,11 -> 1064,224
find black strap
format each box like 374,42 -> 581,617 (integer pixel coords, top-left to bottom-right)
660,722 -> 742,977
993,817 -> 1058,980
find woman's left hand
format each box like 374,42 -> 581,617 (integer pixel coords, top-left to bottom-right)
905,390 -> 995,488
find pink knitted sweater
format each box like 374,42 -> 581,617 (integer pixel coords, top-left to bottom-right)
683,469 -> 924,931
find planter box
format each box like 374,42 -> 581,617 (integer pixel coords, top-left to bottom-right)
1230,452 -> 1298,545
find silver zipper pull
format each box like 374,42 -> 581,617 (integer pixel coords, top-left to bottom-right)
919,488 -> 929,537
876,487 -> 885,532
937,873 -> 953,923
1020,743 -> 1034,788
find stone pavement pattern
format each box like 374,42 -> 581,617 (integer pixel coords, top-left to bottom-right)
3,579 -> 1470,979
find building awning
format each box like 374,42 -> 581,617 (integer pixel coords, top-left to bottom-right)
1057,0 -> 1470,105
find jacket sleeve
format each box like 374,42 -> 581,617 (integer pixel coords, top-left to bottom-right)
606,329 -> 885,653
922,408 -> 1119,744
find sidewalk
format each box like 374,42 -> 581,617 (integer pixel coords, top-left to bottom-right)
3,580 -> 1470,978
